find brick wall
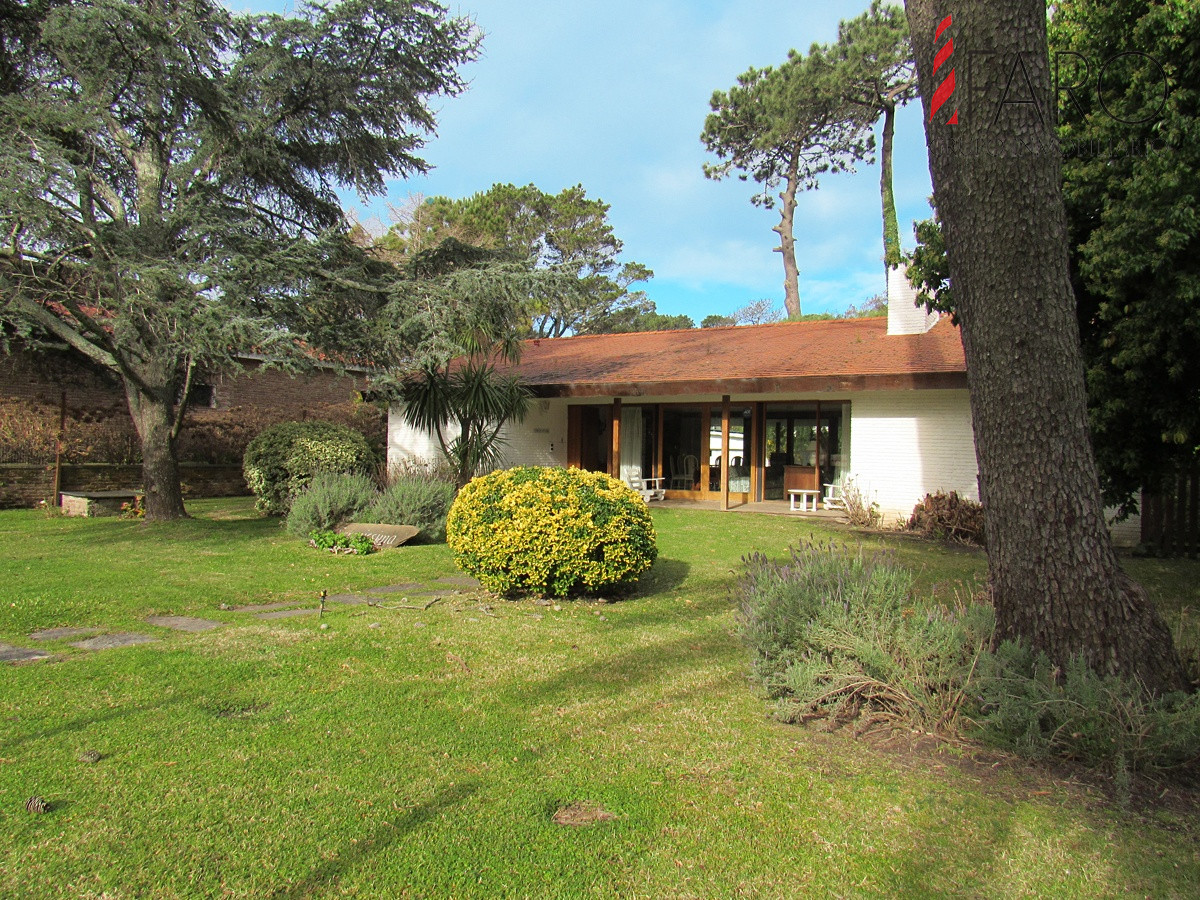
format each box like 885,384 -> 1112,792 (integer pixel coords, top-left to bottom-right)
1,347 -> 385,482
0,463 -> 250,509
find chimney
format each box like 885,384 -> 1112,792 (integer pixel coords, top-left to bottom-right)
886,263 -> 940,335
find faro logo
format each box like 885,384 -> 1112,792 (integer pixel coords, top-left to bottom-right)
930,14 -> 958,125
929,14 -> 1169,138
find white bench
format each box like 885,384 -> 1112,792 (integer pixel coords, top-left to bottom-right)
788,489 -> 820,512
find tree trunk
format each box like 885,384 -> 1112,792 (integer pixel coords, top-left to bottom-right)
773,148 -> 802,318
904,0 -> 1188,693
125,374 -> 189,522
879,101 -> 902,269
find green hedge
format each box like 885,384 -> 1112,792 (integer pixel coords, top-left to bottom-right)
243,421 -> 374,516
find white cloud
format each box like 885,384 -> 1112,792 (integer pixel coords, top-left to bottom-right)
241,0 -> 935,318
652,238 -> 776,291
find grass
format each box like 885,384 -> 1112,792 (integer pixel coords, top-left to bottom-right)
1,499 -> 1197,898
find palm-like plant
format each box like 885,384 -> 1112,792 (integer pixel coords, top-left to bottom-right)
392,239 -> 536,488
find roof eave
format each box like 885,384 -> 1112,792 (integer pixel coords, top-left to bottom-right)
527,371 -> 969,398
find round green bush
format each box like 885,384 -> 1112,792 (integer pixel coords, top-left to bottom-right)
286,472 -> 379,537
446,466 -> 657,597
243,421 -> 374,516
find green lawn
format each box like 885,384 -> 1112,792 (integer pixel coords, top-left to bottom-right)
1,499 -> 1197,898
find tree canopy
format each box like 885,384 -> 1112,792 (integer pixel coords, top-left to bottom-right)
0,0 -> 478,520
380,183 -> 652,338
701,45 -> 871,318
1052,0 -> 1200,512
829,0 -> 918,268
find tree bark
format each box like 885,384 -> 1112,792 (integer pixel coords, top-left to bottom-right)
124,370 -> 189,522
773,148 -> 802,318
879,101 -> 902,269
904,0 -> 1188,693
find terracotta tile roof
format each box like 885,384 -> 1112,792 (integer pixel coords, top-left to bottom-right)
501,316 -> 967,397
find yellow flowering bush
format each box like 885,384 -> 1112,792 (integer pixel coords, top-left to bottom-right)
446,466 -> 657,597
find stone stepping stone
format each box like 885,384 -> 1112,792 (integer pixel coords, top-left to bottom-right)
255,608 -> 317,620
70,633 -> 158,651
0,643 -> 54,663
364,583 -> 428,594
324,594 -> 369,606
29,626 -> 103,641
145,616 -> 225,633
232,601 -> 308,613
435,576 -> 480,587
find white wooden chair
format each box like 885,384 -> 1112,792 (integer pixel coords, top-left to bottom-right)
823,481 -> 847,511
627,468 -> 665,502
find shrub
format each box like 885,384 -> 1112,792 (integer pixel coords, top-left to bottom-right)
368,476 -> 457,543
971,641 -> 1200,777
243,421 -> 374,516
838,475 -> 881,528
308,529 -> 375,555
286,472 -> 378,537
446,466 -> 657,597
907,491 -> 985,545
737,540 -> 993,733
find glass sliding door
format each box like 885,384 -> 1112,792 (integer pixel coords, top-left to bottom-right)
708,408 -> 752,493
762,403 -> 846,500
662,406 -> 702,491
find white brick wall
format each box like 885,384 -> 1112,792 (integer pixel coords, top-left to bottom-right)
387,414 -> 457,470
849,389 -> 979,519
496,400 -> 569,468
886,264 -> 940,335
387,400 -> 569,473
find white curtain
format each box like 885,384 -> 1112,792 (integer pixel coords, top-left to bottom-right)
619,407 -> 644,482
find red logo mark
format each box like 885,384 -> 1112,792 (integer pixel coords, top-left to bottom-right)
930,15 -> 958,124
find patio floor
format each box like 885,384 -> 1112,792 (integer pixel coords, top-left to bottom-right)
651,499 -> 846,520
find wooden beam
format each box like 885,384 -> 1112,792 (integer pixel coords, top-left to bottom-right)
815,399 -> 822,498
750,402 -> 762,502
720,395 -> 730,511
611,398 -> 621,479
656,404 -> 664,480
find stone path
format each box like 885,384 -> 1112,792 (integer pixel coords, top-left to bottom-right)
70,633 -> 158,651
3,578 -> 482,664
0,643 -> 54,663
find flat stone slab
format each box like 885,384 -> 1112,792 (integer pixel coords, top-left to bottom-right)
364,583 -> 428,594
232,601 -> 307,613
255,608 -> 317,620
324,594 -> 369,606
29,626 -> 103,641
435,576 -> 481,587
70,633 -> 158,651
0,643 -> 54,663
145,616 -> 225,633
340,523 -> 419,548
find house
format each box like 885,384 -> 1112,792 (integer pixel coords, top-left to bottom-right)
388,268 -> 982,521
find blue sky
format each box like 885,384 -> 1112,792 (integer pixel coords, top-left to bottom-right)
240,1 -> 935,321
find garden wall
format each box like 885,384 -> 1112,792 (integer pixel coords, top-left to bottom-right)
0,463 -> 250,509
1,345 -> 386,503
